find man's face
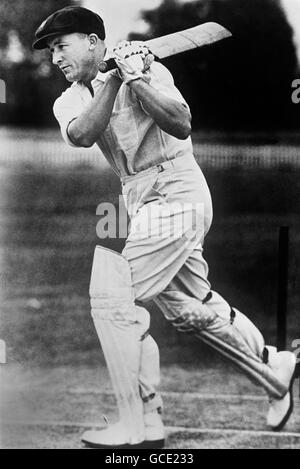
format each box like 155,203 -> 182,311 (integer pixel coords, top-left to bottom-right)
48,33 -> 104,82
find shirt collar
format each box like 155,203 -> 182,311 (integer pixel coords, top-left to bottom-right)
91,51 -> 112,85
91,70 -> 109,85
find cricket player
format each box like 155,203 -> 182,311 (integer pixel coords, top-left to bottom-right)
33,6 -> 296,449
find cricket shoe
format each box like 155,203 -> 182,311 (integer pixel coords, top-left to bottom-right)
266,348 -> 297,431
81,412 -> 165,449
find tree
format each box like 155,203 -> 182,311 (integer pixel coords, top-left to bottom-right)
0,0 -> 76,49
130,0 -> 298,130
0,0 -> 76,126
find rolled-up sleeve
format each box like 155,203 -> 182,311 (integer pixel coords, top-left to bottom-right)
149,62 -> 189,107
53,87 -> 84,147
138,62 -> 190,116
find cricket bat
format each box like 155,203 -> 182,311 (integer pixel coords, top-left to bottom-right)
99,22 -> 232,72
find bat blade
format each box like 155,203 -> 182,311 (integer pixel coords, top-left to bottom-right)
99,22 -> 232,72
145,22 -> 232,59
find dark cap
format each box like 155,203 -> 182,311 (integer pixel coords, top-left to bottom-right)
33,6 -> 105,50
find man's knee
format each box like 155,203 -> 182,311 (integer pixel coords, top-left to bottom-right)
90,246 -> 137,322
154,290 -> 218,332
90,246 -> 153,332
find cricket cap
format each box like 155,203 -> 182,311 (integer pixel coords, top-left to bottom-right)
33,6 -> 105,50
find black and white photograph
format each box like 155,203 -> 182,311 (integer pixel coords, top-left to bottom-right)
0,0 -> 299,451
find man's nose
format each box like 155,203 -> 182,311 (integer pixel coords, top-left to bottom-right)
52,50 -> 63,66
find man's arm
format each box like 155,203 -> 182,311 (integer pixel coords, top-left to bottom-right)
113,43 -> 191,140
68,74 -> 122,148
128,78 -> 191,140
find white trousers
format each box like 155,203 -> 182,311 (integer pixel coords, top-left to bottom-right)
121,154 -> 288,399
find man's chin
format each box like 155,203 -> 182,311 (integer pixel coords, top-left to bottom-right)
65,75 -> 76,82
62,70 -> 77,82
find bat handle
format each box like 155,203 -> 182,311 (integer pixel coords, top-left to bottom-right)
98,54 -> 158,73
98,58 -> 117,72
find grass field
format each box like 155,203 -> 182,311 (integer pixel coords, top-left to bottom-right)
0,131 -> 300,448
1,364 -> 300,449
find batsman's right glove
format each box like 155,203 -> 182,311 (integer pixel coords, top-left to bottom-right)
113,41 -> 154,84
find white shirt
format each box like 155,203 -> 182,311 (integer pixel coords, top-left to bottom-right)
53,62 -> 193,178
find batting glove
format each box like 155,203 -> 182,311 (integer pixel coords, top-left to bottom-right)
113,41 -> 154,84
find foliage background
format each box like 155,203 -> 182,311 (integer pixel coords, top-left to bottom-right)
1,0 -> 300,129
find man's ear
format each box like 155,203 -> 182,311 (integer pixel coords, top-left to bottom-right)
88,33 -> 99,50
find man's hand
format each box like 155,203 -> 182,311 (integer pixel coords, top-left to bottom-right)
113,41 -> 154,84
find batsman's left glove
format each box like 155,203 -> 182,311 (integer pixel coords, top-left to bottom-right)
113,41 -> 154,84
